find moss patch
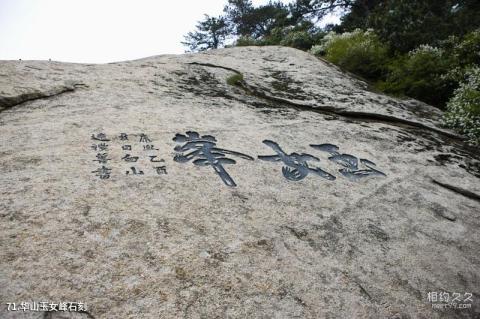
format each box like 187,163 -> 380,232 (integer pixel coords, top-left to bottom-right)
226,73 -> 244,86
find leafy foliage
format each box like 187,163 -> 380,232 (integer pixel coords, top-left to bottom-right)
287,0 -> 358,22
224,0 -> 290,39
226,73 -> 244,85
335,0 -> 381,32
450,29 -> 480,68
366,0 -> 456,53
234,21 -> 321,50
235,36 -> 260,47
339,0 -> 480,53
316,29 -> 389,79
279,30 -> 314,50
183,0 -> 480,142
182,15 -> 229,52
378,45 -> 454,107
444,67 -> 480,144
184,0 -> 329,52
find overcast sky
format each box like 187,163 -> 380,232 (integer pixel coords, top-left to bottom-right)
0,0 -> 339,63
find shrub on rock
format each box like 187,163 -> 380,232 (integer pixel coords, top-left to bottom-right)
313,29 -> 389,80
379,45 -> 454,108
444,67 -> 480,145
279,30 -> 314,50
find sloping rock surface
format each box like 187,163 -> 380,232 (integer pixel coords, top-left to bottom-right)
0,46 -> 479,319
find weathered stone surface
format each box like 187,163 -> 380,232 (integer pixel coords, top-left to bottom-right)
0,46 -> 479,319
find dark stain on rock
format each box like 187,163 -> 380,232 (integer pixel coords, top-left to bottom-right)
293,295 -> 307,307
176,66 -> 235,101
211,251 -> 227,262
143,250 -> 157,266
458,161 -> 480,178
124,219 -> 148,235
434,153 -> 463,165
312,216 -> 345,252
283,216 -> 345,254
355,280 -> 373,301
430,202 -> 457,221
231,191 -> 249,202
81,205 -> 91,216
4,251 -> 17,262
12,156 -> 42,167
284,226 -> 308,240
367,224 -> 389,241
431,151 -> 480,178
175,266 -> 187,280
392,276 -> 423,301
269,70 -> 307,100
84,249 -> 95,260
395,131 -> 440,153
245,238 -> 275,252
156,218 -> 171,235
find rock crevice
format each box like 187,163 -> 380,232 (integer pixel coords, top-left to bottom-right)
188,61 -> 464,140
0,83 -> 78,112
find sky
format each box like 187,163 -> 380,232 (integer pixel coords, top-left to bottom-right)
0,0 -> 340,63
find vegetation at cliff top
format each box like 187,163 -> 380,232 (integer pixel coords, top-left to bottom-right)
184,0 -> 480,144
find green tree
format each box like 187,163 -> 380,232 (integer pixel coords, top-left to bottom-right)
450,0 -> 480,37
223,0 -> 255,37
337,0 -> 480,53
182,15 -> 230,52
334,0 -> 382,32
288,0 -> 355,21
224,0 -> 290,39
379,45 -> 454,107
367,0 -> 456,53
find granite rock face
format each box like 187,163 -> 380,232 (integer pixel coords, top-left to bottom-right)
0,46 -> 479,319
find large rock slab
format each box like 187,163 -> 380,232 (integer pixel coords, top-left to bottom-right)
0,46 -> 479,319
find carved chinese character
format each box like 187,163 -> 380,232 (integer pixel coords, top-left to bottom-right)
310,143 -> 386,180
121,154 -> 139,162
126,167 -> 144,175
91,133 -> 110,141
91,143 -> 108,151
149,155 -> 164,162
92,166 -> 112,179
258,140 -> 335,181
154,166 -> 168,175
122,145 -> 132,151
97,143 -> 109,151
139,133 -> 151,143
173,131 -> 254,187
93,153 -> 111,164
143,144 -> 158,151
119,133 -> 128,141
